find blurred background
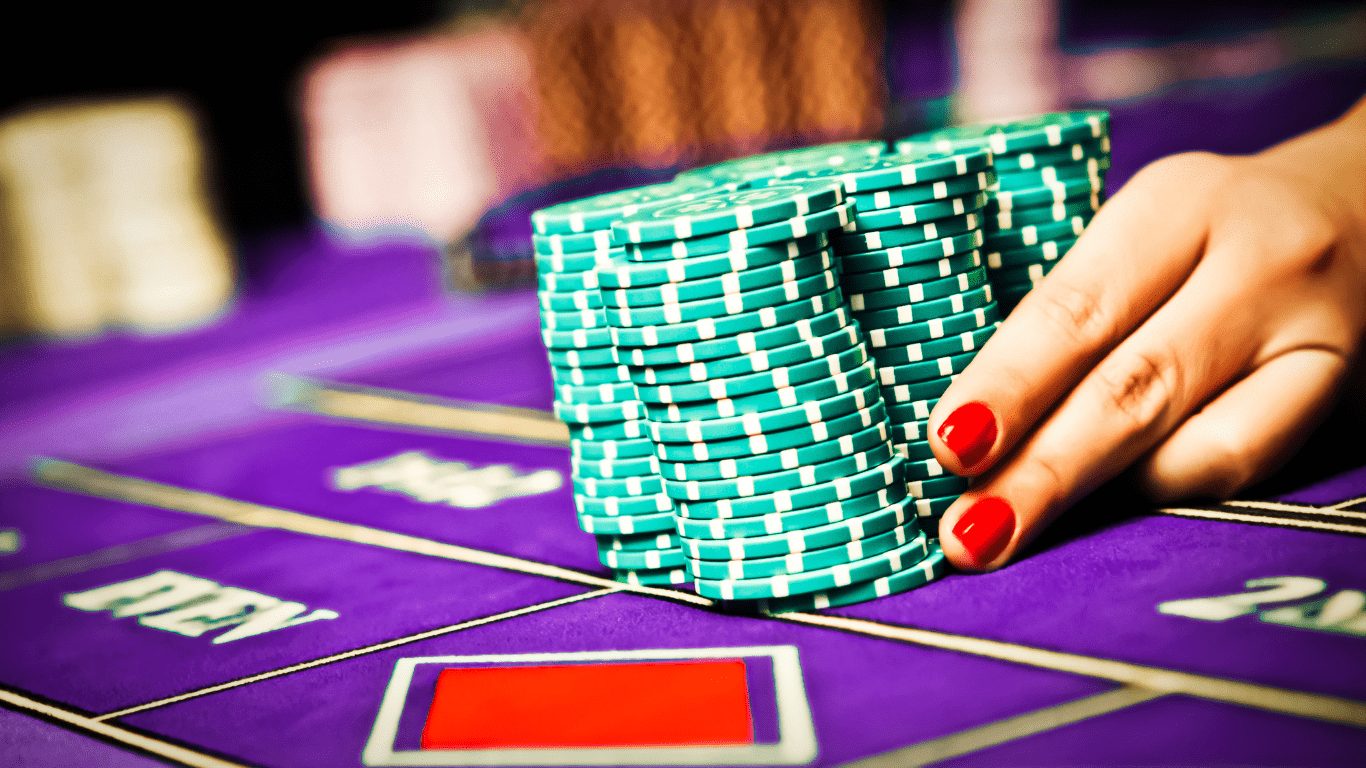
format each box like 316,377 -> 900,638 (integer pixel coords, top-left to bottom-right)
1,0 -> 1364,471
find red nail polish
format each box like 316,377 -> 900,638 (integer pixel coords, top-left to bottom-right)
937,402 -> 997,469
952,497 -> 1015,567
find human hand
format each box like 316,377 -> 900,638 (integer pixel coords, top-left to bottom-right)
929,99 -> 1366,570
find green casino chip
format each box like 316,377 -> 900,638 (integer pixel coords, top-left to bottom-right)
682,494 -> 916,561
577,509 -> 676,536
574,491 -> 673,518
869,323 -> 997,367
532,179 -> 711,236
665,443 -> 893,501
907,475 -> 971,499
655,400 -> 887,462
542,326 -> 613,350
598,530 -> 682,552
988,196 -> 1100,231
631,324 -> 858,386
556,380 -> 636,404
864,303 -> 1001,348
658,420 -> 890,482
694,532 -> 930,600
675,483 -> 907,540
839,230 -> 984,271
986,177 -> 1102,212
551,363 -> 631,387
605,270 -> 838,327
993,158 -> 1108,191
878,349 -> 979,386
602,234 -> 828,289
992,137 -> 1110,172
612,566 -> 691,587
542,307 -> 606,331
984,215 -> 1091,250
571,437 -> 655,460
834,212 -> 980,254
850,268 -> 989,312
553,398 -> 644,425
533,228 -> 617,256
610,288 -> 842,347
646,359 -> 875,423
880,374 -> 955,405
617,306 -> 849,367
885,398 -> 939,423
986,237 -> 1078,269
991,259 -> 1060,286
540,289 -> 603,312
635,343 -> 868,404
600,546 -> 687,570
847,170 -> 997,211
844,192 -> 988,233
626,202 -> 855,261
894,439 -> 935,461
535,249 -> 619,275
548,346 -> 617,367
676,456 -> 904,520
571,453 -> 659,480
649,383 -> 879,445
677,140 -> 886,187
604,249 -> 832,309
757,541 -> 945,613
569,419 -> 649,441
689,519 -> 920,580
911,494 -> 959,518
573,473 -> 665,498
842,250 -> 980,289
854,284 -> 994,330
611,179 -> 845,244
898,111 -> 1109,155
777,148 -> 993,192
902,454 -> 950,482
892,419 -> 929,444
539,269 -> 600,293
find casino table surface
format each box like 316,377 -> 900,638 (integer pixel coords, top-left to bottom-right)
1,230 -> 1365,768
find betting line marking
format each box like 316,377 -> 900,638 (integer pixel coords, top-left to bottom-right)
843,685 -> 1164,768
776,611 -> 1366,728
1156,505 -> 1366,536
94,588 -> 619,722
33,459 -> 712,609
268,374 -> 571,446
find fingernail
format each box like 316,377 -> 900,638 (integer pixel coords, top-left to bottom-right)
952,497 -> 1015,567
937,402 -> 997,468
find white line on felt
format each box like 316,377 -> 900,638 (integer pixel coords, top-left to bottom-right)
1156,506 -> 1366,535
1223,498 -> 1366,520
95,588 -> 618,721
1330,494 -> 1366,511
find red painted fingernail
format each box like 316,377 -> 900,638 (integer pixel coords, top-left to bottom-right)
952,497 -> 1015,567
937,402 -> 997,468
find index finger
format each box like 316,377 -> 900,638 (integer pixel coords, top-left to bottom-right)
926,152 -> 1225,474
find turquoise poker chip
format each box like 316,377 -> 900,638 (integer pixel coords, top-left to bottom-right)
665,443 -> 893,501
646,359 -> 875,423
534,248 -> 620,275
599,545 -> 687,570
833,212 -> 980,254
778,148 -> 994,192
985,236 -> 1078,269
571,437 -> 656,460
597,530 -> 683,552
885,398 -> 939,423
556,380 -> 636,404
574,491 -> 673,517
847,170 -> 997,211
983,215 -> 1091,251
572,473 -> 665,498
675,456 -> 904,520
601,233 -> 828,289
878,349 -> 979,386
635,343 -> 868,404
839,230 -> 984,271
689,518 -> 921,580
612,565 -> 692,587
616,306 -> 849,366
880,374 -> 955,405
892,419 -> 929,443
541,307 -> 607,331
682,494 -> 916,560
551,363 -> 631,387
533,228 -> 617,256
987,196 -> 1100,231
694,532 -> 930,600
910,494 -> 959,518
992,137 -> 1110,172
993,158 -> 1108,191
894,439 -> 935,461
540,289 -> 604,312
864,303 -> 1001,348
655,400 -> 887,462
841,250 -> 980,288
568,419 -> 650,441
571,453 -> 659,480
898,111 -> 1110,155
675,482 -> 907,540
610,288 -> 843,348
553,398 -> 644,425
844,191 -> 989,233
548,346 -> 618,367
991,258 -> 1060,286
604,270 -> 838,328
986,177 -> 1102,212
854,284 -> 994,330
631,324 -> 858,387
649,382 -> 880,444
902,455 -> 953,482
542,326 -> 614,350
658,420 -> 890,482
611,178 -> 845,244
604,249 -> 833,308
626,201 -> 855,261
869,323 -> 997,367
677,140 -> 886,187
577,509 -> 676,536
532,179 -> 713,236
907,476 -> 971,501
539,269 -> 600,293
850,267 -> 989,312
758,540 -> 946,613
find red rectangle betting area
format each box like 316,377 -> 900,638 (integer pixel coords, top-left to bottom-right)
421,660 -> 754,749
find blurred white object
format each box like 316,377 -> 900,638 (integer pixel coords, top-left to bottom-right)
0,98 -> 234,337
302,24 -> 544,244
953,0 -> 1063,123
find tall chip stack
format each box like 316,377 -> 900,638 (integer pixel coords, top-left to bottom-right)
897,111 -> 1111,313
531,181 -> 710,587
603,168 -> 946,612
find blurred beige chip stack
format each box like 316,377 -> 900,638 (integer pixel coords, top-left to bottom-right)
0,98 -> 233,337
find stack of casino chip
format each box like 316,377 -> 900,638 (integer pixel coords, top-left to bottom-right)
756,148 -> 1002,521
898,111 -> 1110,313
602,172 -> 946,611
532,180 -> 712,588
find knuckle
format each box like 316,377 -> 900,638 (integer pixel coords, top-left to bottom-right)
1092,347 -> 1180,437
1028,279 -> 1111,350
